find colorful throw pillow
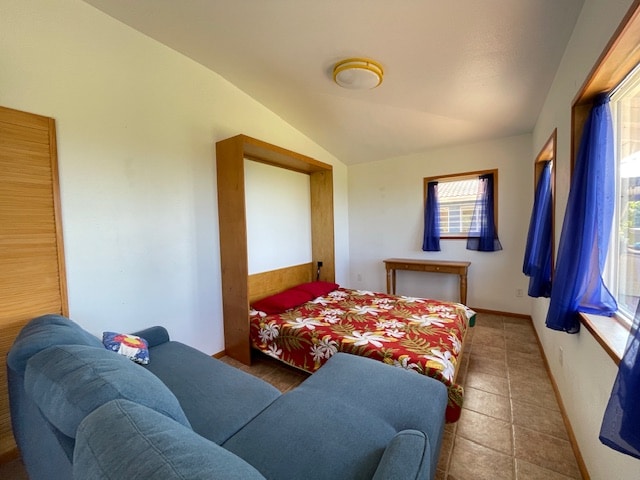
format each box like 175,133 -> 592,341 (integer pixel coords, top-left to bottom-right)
102,332 -> 150,365
294,281 -> 339,298
251,288 -> 314,315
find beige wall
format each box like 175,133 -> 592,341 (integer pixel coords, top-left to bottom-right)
532,0 -> 638,478
0,0 -> 350,355
348,133 -> 533,315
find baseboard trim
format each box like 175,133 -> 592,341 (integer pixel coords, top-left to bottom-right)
212,350 -> 226,359
530,323 -> 590,480
471,307 -> 532,321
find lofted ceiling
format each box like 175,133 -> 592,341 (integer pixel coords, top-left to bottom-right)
83,0 -> 584,165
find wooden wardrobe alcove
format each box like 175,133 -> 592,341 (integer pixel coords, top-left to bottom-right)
0,106 -> 68,461
216,135 -> 335,365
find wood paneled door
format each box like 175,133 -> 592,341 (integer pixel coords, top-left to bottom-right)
0,106 -> 68,461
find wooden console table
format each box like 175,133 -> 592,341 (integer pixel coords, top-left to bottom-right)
383,258 -> 471,304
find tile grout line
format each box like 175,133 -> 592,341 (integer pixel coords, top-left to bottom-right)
495,319 -> 518,478
502,318 -> 519,480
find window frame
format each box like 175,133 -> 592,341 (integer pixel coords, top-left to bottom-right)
534,129 -> 557,278
423,168 -> 499,240
571,0 -> 640,364
607,76 -> 640,325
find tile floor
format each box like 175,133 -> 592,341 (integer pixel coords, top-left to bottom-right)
0,313 -> 582,479
222,312 -> 583,480
437,313 -> 582,480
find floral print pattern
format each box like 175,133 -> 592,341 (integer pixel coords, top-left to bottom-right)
250,288 -> 475,422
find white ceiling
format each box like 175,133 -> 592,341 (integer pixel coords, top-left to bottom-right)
83,0 -> 584,165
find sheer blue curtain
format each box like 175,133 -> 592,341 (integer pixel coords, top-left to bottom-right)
422,181 -> 440,251
466,173 -> 502,252
600,300 -> 640,459
523,161 -> 553,297
545,94 -> 617,333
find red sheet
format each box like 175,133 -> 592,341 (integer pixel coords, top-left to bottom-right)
250,288 -> 475,422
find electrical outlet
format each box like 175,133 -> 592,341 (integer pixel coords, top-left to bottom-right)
516,288 -> 524,297
357,273 -> 362,282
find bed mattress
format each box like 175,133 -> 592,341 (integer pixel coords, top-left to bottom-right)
250,287 -> 475,422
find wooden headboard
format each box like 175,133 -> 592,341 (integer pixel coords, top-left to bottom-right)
216,135 -> 334,365
248,263 -> 314,304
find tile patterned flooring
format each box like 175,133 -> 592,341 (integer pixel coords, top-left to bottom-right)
438,313 -> 582,480
0,313 -> 583,479
223,312 -> 583,480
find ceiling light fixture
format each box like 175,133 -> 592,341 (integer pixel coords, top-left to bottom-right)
333,57 -> 384,90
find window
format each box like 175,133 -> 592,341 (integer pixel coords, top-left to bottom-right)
523,131 -> 556,298
423,169 -> 498,239
566,1 -> 640,363
607,64 -> 640,325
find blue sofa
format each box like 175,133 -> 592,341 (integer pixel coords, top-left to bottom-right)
7,314 -> 448,479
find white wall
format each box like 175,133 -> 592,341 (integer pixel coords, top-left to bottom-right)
0,0 -> 350,355
532,0 -> 639,478
245,160 -> 312,274
348,134 -> 533,315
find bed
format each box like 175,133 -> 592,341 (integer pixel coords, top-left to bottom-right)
215,136 -> 474,422
248,279 -> 475,423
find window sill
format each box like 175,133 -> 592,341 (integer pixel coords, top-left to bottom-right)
579,313 -> 629,365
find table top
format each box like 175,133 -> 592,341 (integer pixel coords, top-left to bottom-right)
383,258 -> 471,268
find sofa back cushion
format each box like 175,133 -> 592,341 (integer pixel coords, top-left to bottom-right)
7,314 -> 103,375
74,399 -> 266,480
24,344 -> 190,438
142,340 -> 281,444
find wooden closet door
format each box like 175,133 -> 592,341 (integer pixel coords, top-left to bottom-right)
0,106 -> 68,460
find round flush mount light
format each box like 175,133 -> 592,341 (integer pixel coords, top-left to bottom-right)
333,57 -> 384,89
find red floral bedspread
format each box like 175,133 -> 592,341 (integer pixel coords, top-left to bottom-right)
249,288 -> 476,422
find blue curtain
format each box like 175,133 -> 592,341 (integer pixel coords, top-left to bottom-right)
522,161 -> 553,297
600,300 -> 640,459
466,173 -> 502,252
422,181 -> 440,251
545,94 -> 617,333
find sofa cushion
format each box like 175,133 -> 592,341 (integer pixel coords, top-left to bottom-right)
102,331 -> 150,365
224,353 -> 447,480
74,399 -> 266,480
7,314 -> 103,375
24,344 -> 190,438
142,341 -> 281,444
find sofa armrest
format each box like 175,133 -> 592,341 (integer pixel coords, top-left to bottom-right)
372,429 -> 431,480
131,326 -> 170,348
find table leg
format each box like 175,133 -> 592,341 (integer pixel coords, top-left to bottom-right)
391,270 -> 397,294
459,273 -> 468,305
